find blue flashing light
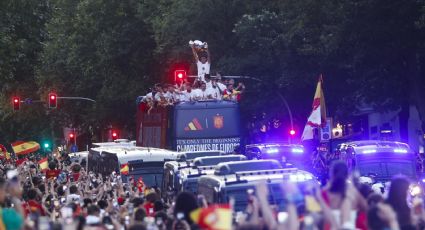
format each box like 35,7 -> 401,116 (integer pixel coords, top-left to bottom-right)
291,148 -> 304,154
362,149 -> 377,154
266,148 -> 279,154
393,148 -> 408,153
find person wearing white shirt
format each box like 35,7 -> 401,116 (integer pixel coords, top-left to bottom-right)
191,43 -> 210,82
197,82 -> 209,100
181,83 -> 196,101
206,85 -> 221,100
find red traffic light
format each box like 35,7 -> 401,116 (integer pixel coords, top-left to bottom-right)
112,131 -> 118,140
68,132 -> 76,145
12,97 -> 20,110
48,93 -> 57,108
289,129 -> 296,136
174,70 -> 186,81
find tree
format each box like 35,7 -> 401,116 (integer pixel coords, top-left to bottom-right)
37,0 -> 157,141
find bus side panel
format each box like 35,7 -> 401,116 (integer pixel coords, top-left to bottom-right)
136,102 -> 168,148
172,101 -> 241,152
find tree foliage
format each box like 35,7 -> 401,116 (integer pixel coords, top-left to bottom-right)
1,0 -> 424,143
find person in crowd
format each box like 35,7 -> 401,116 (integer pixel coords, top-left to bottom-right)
173,192 -> 199,226
0,177 -> 24,230
180,82 -> 195,102
386,176 -> 416,230
321,160 -> 368,229
191,42 -> 210,82
165,84 -> 178,104
45,161 -> 61,180
196,81 -> 209,100
22,188 -> 46,216
223,82 -> 243,101
85,204 -> 102,226
368,203 -> 400,230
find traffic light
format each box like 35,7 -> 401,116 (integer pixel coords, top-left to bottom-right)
174,70 -> 186,82
112,130 -> 119,141
48,93 -> 57,108
12,97 -> 20,110
289,129 -> 296,136
69,132 -> 75,144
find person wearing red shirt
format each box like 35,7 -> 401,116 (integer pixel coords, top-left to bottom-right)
45,162 -> 61,179
22,189 -> 46,216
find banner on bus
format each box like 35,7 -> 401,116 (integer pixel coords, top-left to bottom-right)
176,137 -> 240,153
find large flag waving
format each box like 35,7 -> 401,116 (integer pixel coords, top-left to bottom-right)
301,76 -> 327,141
11,141 -> 40,156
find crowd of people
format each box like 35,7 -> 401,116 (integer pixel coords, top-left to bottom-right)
0,151 -> 424,230
143,74 -> 246,106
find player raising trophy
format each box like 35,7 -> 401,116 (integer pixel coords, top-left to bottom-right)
189,40 -> 210,82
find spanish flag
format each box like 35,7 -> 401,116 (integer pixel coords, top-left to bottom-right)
11,141 -> 40,155
190,204 -> 232,230
38,157 -> 48,172
120,163 -> 129,175
301,75 -> 327,141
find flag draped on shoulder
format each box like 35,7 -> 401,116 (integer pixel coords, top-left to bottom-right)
301,76 -> 327,141
11,141 -> 40,155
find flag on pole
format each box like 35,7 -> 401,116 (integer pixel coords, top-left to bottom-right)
120,163 -> 129,175
38,157 -> 49,172
301,76 -> 327,141
11,141 -> 40,156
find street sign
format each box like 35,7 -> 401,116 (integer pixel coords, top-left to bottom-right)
320,118 -> 332,142
70,144 -> 78,153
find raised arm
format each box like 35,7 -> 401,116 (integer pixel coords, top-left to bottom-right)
191,44 -> 199,62
205,43 -> 211,64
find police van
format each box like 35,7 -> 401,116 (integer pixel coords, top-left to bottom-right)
176,155 -> 247,195
337,140 -> 417,181
162,151 -> 226,201
197,160 -> 316,212
88,146 -> 177,187
244,143 -> 310,171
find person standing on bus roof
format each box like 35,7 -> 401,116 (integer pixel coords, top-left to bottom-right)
181,82 -> 195,102
191,42 -> 210,82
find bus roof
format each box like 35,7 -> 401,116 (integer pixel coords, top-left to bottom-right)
192,155 -> 246,167
338,140 -> 413,154
92,140 -> 136,148
90,146 -> 177,164
199,168 -> 315,187
214,159 -> 282,175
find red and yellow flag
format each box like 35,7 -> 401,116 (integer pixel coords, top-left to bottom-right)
190,204 -> 232,230
0,144 -> 7,159
120,163 -> 129,175
302,76 -> 327,141
38,157 -> 48,172
11,141 -> 40,155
